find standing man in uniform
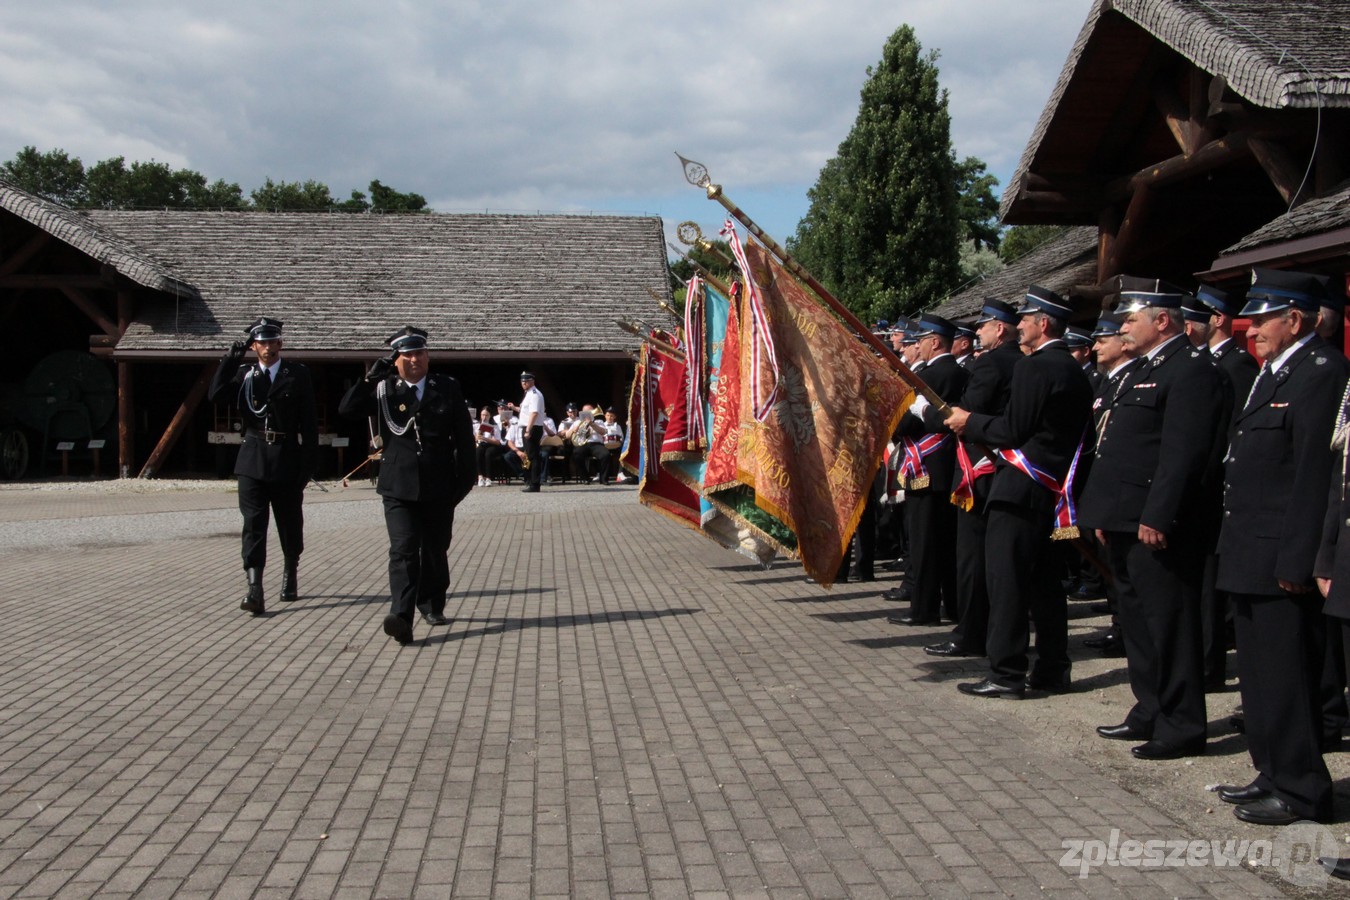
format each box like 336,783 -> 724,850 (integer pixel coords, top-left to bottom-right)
518,371 -> 546,493
945,287 -> 1094,697
209,317 -> 318,616
1078,277 -> 1225,760
1216,269 -> 1348,825
925,299 -> 1022,658
888,313 -> 968,626
340,326 -> 476,646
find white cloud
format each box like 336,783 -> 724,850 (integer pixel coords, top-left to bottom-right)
0,0 -> 1090,237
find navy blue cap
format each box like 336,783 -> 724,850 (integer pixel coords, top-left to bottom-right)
874,319 -> 890,331
1195,284 -> 1241,318
913,313 -> 956,339
954,324 -> 976,340
1064,326 -> 1093,349
1091,311 -> 1126,338
975,298 -> 1019,326
1115,276 -> 1186,313
386,325 -> 429,353
520,370 -> 536,381
1018,285 -> 1073,321
247,316 -> 284,341
1179,294 -> 1212,323
1240,267 -> 1327,316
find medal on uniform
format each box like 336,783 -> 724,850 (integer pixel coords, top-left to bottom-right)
399,404 -> 407,411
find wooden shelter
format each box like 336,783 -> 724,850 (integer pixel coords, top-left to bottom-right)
0,180 -> 670,478
959,0 -> 1350,312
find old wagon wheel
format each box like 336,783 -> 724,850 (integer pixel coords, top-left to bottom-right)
0,427 -> 29,480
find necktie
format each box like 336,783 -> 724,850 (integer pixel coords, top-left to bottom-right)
256,366 -> 272,403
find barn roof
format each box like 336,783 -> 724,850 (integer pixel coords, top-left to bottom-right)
934,226 -> 1099,320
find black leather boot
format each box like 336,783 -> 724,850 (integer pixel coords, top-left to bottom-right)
240,568 -> 265,615
281,559 -> 299,602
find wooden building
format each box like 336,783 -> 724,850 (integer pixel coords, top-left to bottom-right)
940,0 -> 1350,320
0,180 -> 669,478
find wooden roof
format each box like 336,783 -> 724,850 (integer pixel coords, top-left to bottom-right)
0,178 -> 196,297
1204,181 -> 1350,277
81,210 -> 668,355
1002,0 -> 1350,223
934,226 -> 1099,320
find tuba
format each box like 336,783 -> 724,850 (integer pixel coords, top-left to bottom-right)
571,414 -> 594,447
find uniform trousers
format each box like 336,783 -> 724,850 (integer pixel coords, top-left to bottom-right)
905,490 -> 957,622
1104,531 -> 1206,747
951,506 -> 988,653
984,501 -> 1068,687
238,475 -> 305,570
1232,591 -> 1333,821
1199,553 -> 1228,684
525,425 -> 545,487
382,496 -> 455,623
573,443 -> 611,482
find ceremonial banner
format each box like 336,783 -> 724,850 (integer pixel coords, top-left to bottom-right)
631,341 -> 702,529
703,282 -> 742,492
735,241 -> 914,586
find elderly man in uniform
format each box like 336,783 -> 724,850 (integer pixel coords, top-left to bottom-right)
1077,278 -> 1225,760
518,371 -> 547,493
209,317 -> 318,616
925,298 -> 1022,659
340,326 -> 476,646
1216,269 -> 1348,826
945,286 -> 1094,698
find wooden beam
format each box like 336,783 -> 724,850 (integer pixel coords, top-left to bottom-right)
138,364 -> 212,478
1097,206 -> 1122,283
1106,133 -> 1249,200
59,285 -> 120,337
117,290 -> 134,477
1248,137 -> 1305,207
0,233 -> 52,277
1207,75 -> 1244,118
1153,76 -> 1193,156
0,273 -> 117,290
1105,187 -> 1154,278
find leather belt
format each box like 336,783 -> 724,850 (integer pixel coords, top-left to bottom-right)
247,428 -> 290,445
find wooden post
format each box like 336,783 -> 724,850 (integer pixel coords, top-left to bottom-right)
117,290 -> 134,477
138,364 -> 213,478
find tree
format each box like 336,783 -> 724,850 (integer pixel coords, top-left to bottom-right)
999,225 -> 1068,262
958,239 -> 1004,283
954,156 -> 1001,250
0,146 -> 86,206
787,25 -> 962,323
250,178 -> 337,211
368,179 -> 427,212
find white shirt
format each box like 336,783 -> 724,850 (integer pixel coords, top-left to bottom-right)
519,386 -> 545,428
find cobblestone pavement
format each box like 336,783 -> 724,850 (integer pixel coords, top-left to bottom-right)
0,479 -> 1337,897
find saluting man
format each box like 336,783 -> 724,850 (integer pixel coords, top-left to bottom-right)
209,317 -> 319,616
340,326 -> 476,646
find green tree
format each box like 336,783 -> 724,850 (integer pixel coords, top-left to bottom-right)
250,177 -> 337,211
999,224 -> 1068,262
958,239 -> 1004,283
787,25 -> 962,322
0,146 -> 87,206
954,156 -> 1000,250
368,179 -> 427,212
334,190 -> 371,213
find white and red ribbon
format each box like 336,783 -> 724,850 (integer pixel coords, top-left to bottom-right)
721,220 -> 780,423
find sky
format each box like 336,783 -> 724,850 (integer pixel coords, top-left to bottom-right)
0,0 -> 1091,249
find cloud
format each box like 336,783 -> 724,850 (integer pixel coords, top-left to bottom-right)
0,0 -> 1090,238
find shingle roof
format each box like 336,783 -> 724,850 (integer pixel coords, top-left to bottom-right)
81,210 -> 669,353
1002,0 -> 1350,219
934,226 -> 1099,320
1220,181 -> 1350,254
0,179 -> 196,297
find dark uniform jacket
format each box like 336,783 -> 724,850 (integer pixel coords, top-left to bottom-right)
1219,336 -> 1348,595
209,357 -> 318,483
895,354 -> 968,493
955,341 -> 1020,510
1211,338 -> 1259,415
962,340 -> 1093,516
1316,419 -> 1350,618
1078,336 -> 1224,535
339,373 -> 476,506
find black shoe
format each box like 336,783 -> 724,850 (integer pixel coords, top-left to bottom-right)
1218,782 -> 1270,805
1234,795 -> 1303,826
881,588 -> 912,603
1130,739 -> 1204,760
240,568 -> 265,616
888,613 -> 938,626
521,485 -> 540,493
1096,722 -> 1151,741
281,560 -> 299,602
1027,672 -> 1073,694
1229,711 -> 1245,733
854,573 -> 876,582
1068,585 -> 1105,601
1319,857 -> 1350,881
1083,633 -> 1124,656
957,678 -> 1024,699
924,641 -> 978,658
383,614 -> 413,645
420,612 -> 450,626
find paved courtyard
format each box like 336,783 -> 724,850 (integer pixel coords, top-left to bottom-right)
0,478 -> 1342,897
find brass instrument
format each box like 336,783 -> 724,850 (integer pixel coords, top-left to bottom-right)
571,413 -> 595,447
